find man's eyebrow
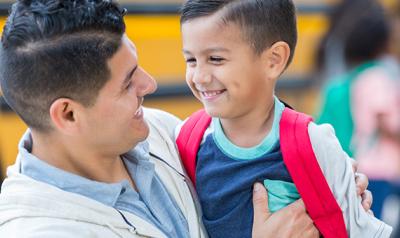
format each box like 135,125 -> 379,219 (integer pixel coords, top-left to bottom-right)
122,65 -> 138,88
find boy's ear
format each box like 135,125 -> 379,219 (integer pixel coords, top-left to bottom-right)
262,41 -> 291,79
49,98 -> 81,135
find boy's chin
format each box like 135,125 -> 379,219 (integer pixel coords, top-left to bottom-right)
204,106 -> 224,118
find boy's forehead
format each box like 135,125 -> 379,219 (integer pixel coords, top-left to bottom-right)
182,14 -> 247,50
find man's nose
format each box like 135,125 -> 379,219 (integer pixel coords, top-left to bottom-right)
137,67 -> 157,96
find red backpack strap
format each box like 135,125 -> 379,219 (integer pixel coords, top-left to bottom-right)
280,107 -> 347,238
176,109 -> 211,187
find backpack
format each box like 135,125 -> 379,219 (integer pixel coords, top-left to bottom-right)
176,107 -> 347,238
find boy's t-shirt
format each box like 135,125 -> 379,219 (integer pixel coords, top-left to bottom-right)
195,97 -> 300,237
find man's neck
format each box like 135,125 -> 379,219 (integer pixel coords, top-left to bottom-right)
30,131 -> 135,186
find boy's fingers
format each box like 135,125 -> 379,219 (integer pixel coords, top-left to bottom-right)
252,182 -> 271,225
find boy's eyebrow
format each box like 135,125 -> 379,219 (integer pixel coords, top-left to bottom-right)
122,65 -> 138,88
183,47 -> 230,54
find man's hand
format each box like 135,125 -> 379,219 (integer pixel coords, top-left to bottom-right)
252,183 -> 319,238
351,159 -> 373,213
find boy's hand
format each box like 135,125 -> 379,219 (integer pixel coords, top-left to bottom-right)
351,159 -> 373,212
252,183 -> 319,238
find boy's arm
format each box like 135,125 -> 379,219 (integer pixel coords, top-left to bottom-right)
309,122 -> 392,237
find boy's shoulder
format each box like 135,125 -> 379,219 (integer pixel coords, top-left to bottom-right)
279,107 -> 345,166
175,109 -> 213,141
278,108 -> 339,167
307,120 -> 351,174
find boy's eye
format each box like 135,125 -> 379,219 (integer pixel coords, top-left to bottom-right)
185,58 -> 197,65
209,56 -> 225,64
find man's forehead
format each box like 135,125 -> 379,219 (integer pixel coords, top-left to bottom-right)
122,35 -> 137,52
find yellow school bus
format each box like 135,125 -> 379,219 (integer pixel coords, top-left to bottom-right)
0,0 -> 396,179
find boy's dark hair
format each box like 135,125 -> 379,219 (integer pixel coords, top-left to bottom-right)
0,0 -> 126,132
180,0 -> 297,65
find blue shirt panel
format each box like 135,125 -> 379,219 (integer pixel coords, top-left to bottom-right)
18,131 -> 189,238
196,137 -> 292,238
196,97 -> 295,238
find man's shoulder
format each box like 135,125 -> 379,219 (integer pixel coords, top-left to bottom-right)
143,107 -> 182,162
144,107 -> 182,133
0,174 -> 136,238
0,215 -> 133,238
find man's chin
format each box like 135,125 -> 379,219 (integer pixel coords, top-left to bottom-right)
135,124 -> 150,143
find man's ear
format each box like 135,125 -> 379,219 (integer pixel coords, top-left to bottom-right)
49,98 -> 81,135
261,41 -> 291,80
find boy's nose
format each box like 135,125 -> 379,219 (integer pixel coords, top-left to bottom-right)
193,68 -> 212,85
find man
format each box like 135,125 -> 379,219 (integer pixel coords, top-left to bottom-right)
0,0 -> 370,237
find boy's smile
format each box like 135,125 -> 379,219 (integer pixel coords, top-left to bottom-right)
182,12 -> 275,121
199,89 -> 227,101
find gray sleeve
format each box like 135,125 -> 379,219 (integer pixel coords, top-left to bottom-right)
308,122 -> 392,238
143,107 -> 182,141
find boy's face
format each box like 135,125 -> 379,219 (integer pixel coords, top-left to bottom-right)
182,13 -> 275,119
79,35 -> 157,154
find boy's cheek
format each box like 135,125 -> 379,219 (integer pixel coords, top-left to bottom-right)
185,80 -> 198,96
185,70 -> 193,83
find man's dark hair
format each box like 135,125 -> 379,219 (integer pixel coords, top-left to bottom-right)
0,0 -> 126,132
180,0 -> 297,65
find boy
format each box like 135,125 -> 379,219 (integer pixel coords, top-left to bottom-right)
178,0 -> 392,237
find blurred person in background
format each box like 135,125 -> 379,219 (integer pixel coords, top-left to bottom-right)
317,0 -> 400,221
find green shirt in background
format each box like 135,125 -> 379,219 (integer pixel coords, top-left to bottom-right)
317,61 -> 378,158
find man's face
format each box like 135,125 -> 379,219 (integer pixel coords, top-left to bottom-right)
80,35 -> 157,155
181,13 -> 273,120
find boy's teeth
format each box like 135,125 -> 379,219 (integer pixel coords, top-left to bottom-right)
202,90 -> 224,97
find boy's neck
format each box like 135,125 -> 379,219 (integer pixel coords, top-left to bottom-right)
219,99 -> 275,148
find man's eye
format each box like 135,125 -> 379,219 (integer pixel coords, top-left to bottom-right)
126,81 -> 132,89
